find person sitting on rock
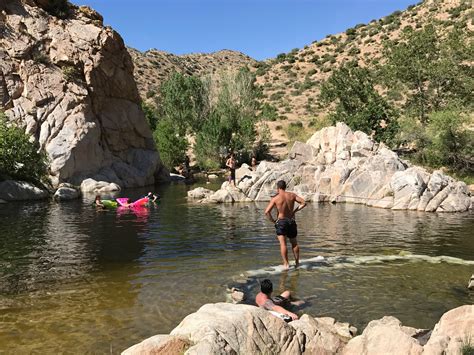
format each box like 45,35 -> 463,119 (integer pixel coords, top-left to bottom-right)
255,279 -> 298,321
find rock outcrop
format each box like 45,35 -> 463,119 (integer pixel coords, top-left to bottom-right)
123,303 -> 354,355
0,0 -> 167,188
0,179 -> 48,200
189,123 -> 472,212
123,304 -> 474,355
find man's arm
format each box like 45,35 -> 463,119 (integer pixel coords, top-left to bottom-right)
264,199 -> 276,223
293,194 -> 306,216
271,304 -> 299,320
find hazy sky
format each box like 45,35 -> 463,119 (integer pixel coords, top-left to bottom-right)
70,0 -> 416,60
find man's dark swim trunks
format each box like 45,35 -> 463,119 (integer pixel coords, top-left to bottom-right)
275,218 -> 297,239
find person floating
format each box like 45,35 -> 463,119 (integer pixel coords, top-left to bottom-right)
94,195 -> 105,209
226,152 -> 237,188
146,192 -> 160,202
264,180 -> 306,269
255,279 -> 298,321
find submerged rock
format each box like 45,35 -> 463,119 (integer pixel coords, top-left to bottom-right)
188,123 -> 472,212
0,180 -> 48,201
469,275 -> 474,290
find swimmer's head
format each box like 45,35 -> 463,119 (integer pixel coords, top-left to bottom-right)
277,180 -> 286,191
95,195 -> 101,201
260,279 -> 273,295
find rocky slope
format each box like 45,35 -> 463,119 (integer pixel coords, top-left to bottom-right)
255,0 -> 472,123
188,123 -> 472,212
129,47 -> 256,104
123,303 -> 474,355
0,0 -> 167,189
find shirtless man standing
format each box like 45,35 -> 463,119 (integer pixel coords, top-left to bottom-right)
264,180 -> 306,269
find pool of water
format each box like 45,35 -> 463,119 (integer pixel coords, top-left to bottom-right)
0,182 -> 473,353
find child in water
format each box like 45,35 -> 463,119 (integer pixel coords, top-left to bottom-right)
95,195 -> 105,209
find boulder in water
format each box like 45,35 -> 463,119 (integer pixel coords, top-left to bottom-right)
0,180 -> 49,201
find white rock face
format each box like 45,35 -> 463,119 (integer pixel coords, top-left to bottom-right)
80,178 -> 120,193
0,1 -> 167,188
123,303 -> 353,355
123,304 -> 474,355
188,123 -> 472,212
0,180 -> 48,201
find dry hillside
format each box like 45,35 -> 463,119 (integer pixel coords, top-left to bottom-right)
129,48 -> 256,103
255,0 -> 472,124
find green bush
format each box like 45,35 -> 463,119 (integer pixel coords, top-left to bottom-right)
260,103 -> 279,121
307,68 -> 317,76
0,113 -> 48,183
154,118 -> 188,169
43,0 -> 70,18
62,65 -> 82,82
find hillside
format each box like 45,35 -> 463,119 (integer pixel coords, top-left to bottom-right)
255,0 -> 472,124
129,48 -> 256,103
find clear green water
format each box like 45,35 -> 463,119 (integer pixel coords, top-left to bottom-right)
0,182 -> 473,353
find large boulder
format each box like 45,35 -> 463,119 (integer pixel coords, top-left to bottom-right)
0,0 -> 164,188
342,316 -> 424,355
53,184 -> 80,201
0,180 -> 49,201
423,305 -> 474,355
123,303 -> 354,355
190,123 -> 472,212
80,178 -> 120,194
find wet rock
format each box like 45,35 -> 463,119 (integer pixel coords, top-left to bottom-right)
230,287 -> 245,303
187,187 -> 213,200
469,275 -> 474,290
0,199 -> 7,204
0,180 -> 49,201
80,178 -> 120,193
207,174 -> 218,179
54,184 -> 80,201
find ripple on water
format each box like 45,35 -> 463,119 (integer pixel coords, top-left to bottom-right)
0,186 -> 473,353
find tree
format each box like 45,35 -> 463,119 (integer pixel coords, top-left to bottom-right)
153,119 -> 188,170
194,68 -> 262,169
383,24 -> 473,124
0,112 -> 48,183
320,63 -> 399,145
157,71 -> 210,135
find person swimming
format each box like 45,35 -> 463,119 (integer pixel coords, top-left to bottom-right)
145,192 -> 160,202
95,195 -> 105,209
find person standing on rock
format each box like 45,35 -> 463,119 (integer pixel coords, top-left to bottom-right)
264,180 -> 306,269
226,153 -> 237,188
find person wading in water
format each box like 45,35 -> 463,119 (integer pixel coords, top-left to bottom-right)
264,180 -> 306,269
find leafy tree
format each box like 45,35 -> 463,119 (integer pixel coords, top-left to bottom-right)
153,118 -> 188,170
157,71 -> 210,135
384,24 -> 473,124
194,68 -> 261,169
423,109 -> 473,171
320,63 -> 399,145
0,113 -> 48,183
141,101 -> 159,131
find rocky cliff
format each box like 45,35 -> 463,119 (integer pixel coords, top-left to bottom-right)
188,123 -> 472,212
123,303 -> 474,355
0,0 -> 166,188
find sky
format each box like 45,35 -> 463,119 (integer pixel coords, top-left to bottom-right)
70,0 -> 417,60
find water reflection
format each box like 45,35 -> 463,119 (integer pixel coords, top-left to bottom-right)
0,185 -> 472,353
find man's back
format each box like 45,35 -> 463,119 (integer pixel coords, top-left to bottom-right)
273,191 -> 296,220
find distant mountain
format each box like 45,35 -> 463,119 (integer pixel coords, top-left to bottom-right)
129,48 -> 256,102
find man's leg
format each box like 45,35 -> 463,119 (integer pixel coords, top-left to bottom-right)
289,238 -> 300,267
277,235 -> 289,269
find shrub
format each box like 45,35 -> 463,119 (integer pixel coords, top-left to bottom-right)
260,103 -> 279,121
346,28 -> 356,36
62,65 -> 82,82
154,119 -> 188,170
43,0 -> 70,18
285,121 -> 313,145
146,89 -> 156,99
307,68 -> 317,76
0,113 -> 48,183
348,47 -> 361,56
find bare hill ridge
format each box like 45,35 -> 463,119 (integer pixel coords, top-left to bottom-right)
129,47 -> 256,102
255,0 -> 472,122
